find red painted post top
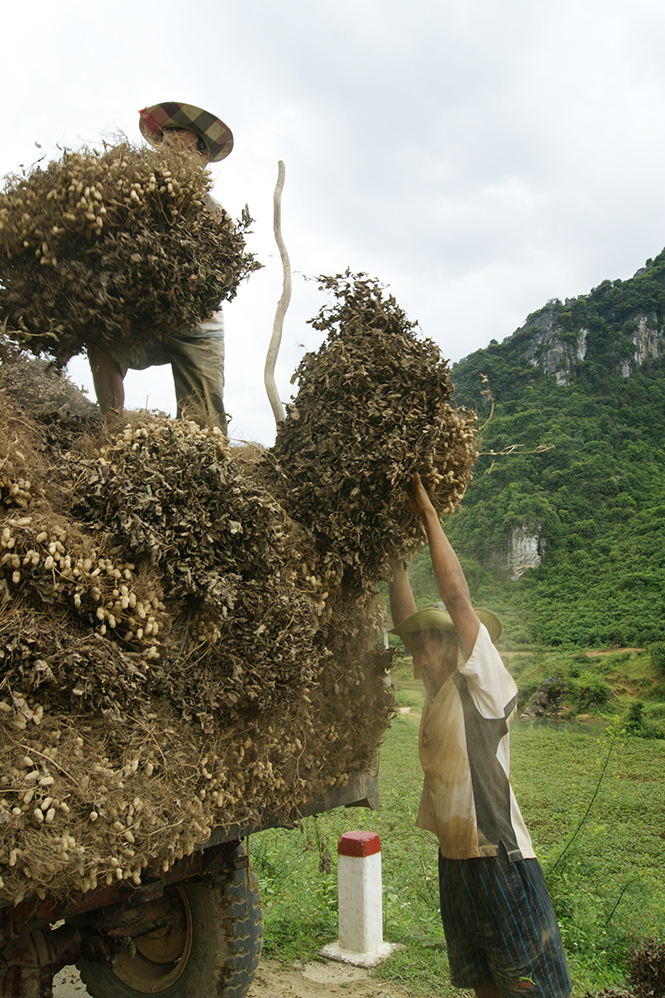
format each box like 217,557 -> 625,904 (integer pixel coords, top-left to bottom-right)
338,831 -> 381,858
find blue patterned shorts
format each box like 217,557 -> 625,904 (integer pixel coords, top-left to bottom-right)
438,849 -> 571,998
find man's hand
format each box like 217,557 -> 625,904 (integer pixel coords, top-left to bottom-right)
408,473 -> 437,521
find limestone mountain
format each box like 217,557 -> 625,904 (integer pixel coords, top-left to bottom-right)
422,248 -> 665,647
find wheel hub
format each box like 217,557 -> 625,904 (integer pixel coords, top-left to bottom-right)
110,887 -> 193,993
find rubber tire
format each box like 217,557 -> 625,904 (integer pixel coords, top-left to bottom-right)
76,853 -> 264,998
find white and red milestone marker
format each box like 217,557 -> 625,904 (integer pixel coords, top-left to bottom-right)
320,831 -> 400,968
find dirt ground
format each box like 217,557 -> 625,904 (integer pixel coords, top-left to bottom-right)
53,956 -> 418,997
249,957 -> 416,997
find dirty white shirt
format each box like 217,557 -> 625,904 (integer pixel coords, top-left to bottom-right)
416,624 -> 536,862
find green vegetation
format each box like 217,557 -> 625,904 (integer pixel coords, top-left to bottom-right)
506,646 -> 665,733
451,248 -> 665,405
251,654 -> 665,995
434,250 -> 665,648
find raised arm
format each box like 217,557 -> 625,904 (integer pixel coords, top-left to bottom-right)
409,474 -> 479,658
389,557 -> 417,628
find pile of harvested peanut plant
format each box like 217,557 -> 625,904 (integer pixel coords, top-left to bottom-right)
269,272 -> 478,589
0,142 -> 260,366
0,272 -> 477,906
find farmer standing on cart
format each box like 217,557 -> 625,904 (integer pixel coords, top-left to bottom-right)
389,473 -> 572,998
88,101 -> 232,428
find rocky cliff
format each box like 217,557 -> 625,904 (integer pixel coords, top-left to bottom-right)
455,252 -> 665,398
488,522 -> 546,580
518,302 -> 664,385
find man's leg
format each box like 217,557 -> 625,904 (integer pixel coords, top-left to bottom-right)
439,854 -> 499,995
168,318 -> 227,430
88,345 -> 125,415
470,855 -> 571,998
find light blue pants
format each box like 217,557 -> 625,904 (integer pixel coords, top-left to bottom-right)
108,313 -> 226,425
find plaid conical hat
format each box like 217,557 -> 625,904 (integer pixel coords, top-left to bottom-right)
138,102 -> 234,162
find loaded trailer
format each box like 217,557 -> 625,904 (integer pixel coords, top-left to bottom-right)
0,767 -> 378,998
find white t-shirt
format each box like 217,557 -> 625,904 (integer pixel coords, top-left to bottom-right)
416,623 -> 535,862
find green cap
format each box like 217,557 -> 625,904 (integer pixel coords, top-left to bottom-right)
390,602 -> 503,644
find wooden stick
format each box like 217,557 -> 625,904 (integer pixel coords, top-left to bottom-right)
265,161 -> 291,426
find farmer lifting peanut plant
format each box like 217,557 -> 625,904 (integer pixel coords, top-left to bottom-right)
389,473 -> 571,998
89,102 -> 234,426
0,102 -> 260,427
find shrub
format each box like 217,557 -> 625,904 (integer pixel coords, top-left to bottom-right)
650,642 -> 665,673
568,676 -> 613,712
625,701 -> 645,732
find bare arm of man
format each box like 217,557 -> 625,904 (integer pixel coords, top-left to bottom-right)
409,474 -> 480,659
388,559 -> 418,652
88,344 -> 125,416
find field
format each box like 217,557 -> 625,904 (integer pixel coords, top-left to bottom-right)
250,652 -> 665,997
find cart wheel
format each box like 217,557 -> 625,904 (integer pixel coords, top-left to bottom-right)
76,853 -> 263,998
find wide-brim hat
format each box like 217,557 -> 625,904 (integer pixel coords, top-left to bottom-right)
390,602 -> 503,644
138,102 -> 234,163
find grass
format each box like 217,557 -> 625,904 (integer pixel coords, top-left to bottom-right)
249,651 -> 665,997
511,718 -> 665,986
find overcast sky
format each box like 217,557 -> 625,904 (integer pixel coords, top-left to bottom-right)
3,0 -> 665,444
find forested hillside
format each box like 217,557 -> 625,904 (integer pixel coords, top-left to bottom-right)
413,248 -> 665,647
